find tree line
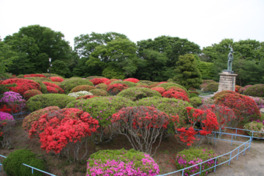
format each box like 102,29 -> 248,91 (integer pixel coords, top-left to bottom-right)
1,25 -> 264,86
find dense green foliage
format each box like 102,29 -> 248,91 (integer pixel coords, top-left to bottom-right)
117,87 -> 161,101
190,97 -> 203,108
60,78 -> 93,93
243,84 -> 264,97
26,94 -> 75,111
244,121 -> 264,138
3,149 -> 46,176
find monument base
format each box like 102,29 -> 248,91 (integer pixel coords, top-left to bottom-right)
217,71 -> 237,92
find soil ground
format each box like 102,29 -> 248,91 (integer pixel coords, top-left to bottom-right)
0,121 -> 263,176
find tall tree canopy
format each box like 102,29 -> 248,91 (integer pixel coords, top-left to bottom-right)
4,25 -> 74,74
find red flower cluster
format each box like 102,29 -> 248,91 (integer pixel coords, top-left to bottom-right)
123,78 -> 139,83
107,83 -> 128,95
23,89 -> 42,100
0,105 -> 11,113
24,74 -> 46,78
50,77 -> 64,82
90,78 -> 110,85
177,127 -> 197,146
28,108 -> 99,154
151,87 -> 166,94
214,91 -> 261,121
43,82 -> 64,93
1,78 -> 41,95
162,89 -> 190,102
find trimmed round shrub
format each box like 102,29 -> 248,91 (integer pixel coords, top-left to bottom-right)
86,76 -> 105,80
107,83 -> 128,95
95,83 -> 108,90
0,91 -> 26,113
90,77 -> 110,85
190,97 -> 202,108
138,80 -> 153,85
68,91 -> 93,98
27,94 -> 75,112
43,82 -> 64,93
24,74 -> 46,78
3,149 -> 46,176
86,149 -> 159,176
243,84 -> 264,97
162,89 -> 190,102
110,80 -> 136,87
213,91 -> 261,123
200,80 -> 216,89
23,89 -> 42,100
175,148 -> 216,176
235,85 -> 241,92
90,89 -> 108,96
70,85 -> 95,93
0,111 -> 14,121
24,78 -> 49,93
1,78 -> 41,95
123,78 -> 139,83
117,87 -> 162,101
244,121 -> 264,138
22,106 -> 60,131
151,87 -> 166,94
157,82 -> 187,93
239,85 -> 252,94
49,76 -> 64,82
135,83 -> 149,88
60,78 -> 93,93
202,82 -> 219,92
112,106 -> 170,154
136,97 -> 192,127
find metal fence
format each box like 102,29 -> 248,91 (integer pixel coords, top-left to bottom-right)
0,154 -> 56,176
158,130 -> 252,176
224,126 -> 264,140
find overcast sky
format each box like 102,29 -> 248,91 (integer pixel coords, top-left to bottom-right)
0,0 -> 263,49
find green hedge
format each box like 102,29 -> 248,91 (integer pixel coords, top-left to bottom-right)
117,87 -> 161,101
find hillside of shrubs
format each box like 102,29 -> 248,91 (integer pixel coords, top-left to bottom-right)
0,74 -> 263,175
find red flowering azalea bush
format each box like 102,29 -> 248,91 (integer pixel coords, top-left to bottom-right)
90,78 -> 110,85
70,85 -> 96,93
213,91 -> 261,123
22,106 -> 60,132
110,80 -> 136,87
0,112 -> 16,148
0,91 -> 26,114
23,89 -> 42,100
1,78 -> 41,95
43,82 -> 64,93
123,78 -> 139,83
162,89 -> 190,102
151,87 -> 166,94
49,76 -> 64,82
24,74 -> 46,78
199,104 -> 236,128
112,106 -> 170,155
28,108 -> 99,161
86,149 -> 159,176
107,83 -> 128,95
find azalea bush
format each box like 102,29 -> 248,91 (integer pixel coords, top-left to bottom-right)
162,89 -> 190,102
86,149 -> 159,176
0,113 -> 15,148
110,80 -> 136,87
43,81 -> 64,93
0,91 -> 26,114
68,91 -> 93,98
174,148 -> 216,176
90,77 -> 110,85
107,83 -> 128,95
89,89 -> 108,96
95,83 -> 108,90
49,76 -> 64,82
151,87 -> 166,94
26,94 -> 75,111
24,74 -> 46,78
22,106 -> 60,132
66,96 -> 135,143
251,97 -> 264,109
190,97 -> 202,108
244,121 -> 264,138
76,95 -> 97,100
28,108 -> 99,161
60,78 -> 93,93
123,78 -> 140,83
213,91 -> 261,123
117,87 -> 161,101
23,89 -> 42,100
70,85 -> 96,93
1,78 -> 41,95
202,82 -> 219,92
157,82 -> 187,93
243,84 -> 264,97
3,149 -> 47,176
112,106 -> 170,155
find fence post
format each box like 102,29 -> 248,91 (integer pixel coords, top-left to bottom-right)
228,152 -> 232,165
235,128 -> 238,139
231,135 -> 233,146
237,148 -> 240,160
214,158 -> 217,172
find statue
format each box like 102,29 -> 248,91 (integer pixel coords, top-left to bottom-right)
227,46 -> 234,72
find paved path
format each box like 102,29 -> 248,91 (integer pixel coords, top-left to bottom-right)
210,141 -> 264,176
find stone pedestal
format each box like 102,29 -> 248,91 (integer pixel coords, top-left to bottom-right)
217,71 -> 237,92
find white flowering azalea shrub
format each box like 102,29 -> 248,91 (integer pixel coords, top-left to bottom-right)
67,91 -> 93,98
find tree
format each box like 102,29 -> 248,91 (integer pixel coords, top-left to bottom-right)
50,60 -> 71,77
0,41 -> 18,73
4,25 -> 74,74
173,54 -> 202,89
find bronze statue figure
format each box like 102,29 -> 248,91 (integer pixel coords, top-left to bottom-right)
227,46 -> 233,72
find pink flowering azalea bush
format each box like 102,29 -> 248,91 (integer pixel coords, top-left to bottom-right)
175,148 -> 216,176
86,149 -> 159,176
0,91 -> 26,114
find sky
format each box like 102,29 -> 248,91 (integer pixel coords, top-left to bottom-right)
0,0 -> 264,49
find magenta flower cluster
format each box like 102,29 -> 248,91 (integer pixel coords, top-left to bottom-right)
86,154 -> 159,176
0,112 -> 15,121
0,91 -> 25,103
